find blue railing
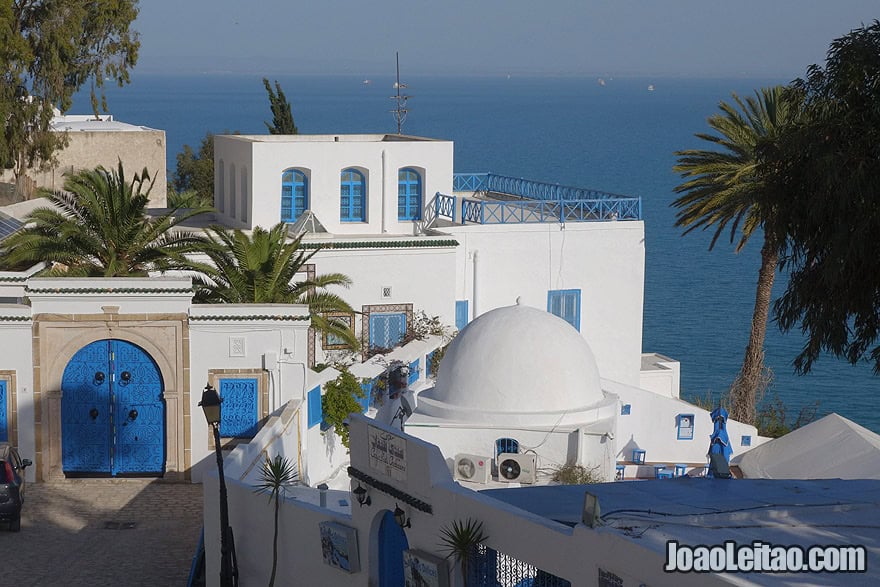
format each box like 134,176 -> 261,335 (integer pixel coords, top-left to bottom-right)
460,197 -> 640,224
453,173 -> 489,192
454,173 -> 630,202
434,192 -> 456,221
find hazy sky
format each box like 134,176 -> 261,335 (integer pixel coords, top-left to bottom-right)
135,1 -> 878,77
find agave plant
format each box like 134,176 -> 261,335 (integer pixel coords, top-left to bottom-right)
438,518 -> 488,586
253,454 -> 298,587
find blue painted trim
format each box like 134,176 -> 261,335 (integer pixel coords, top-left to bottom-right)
307,386 -> 322,428
398,168 -> 422,221
281,169 -> 308,222
677,413 -> 695,440
358,382 -> 371,413
0,380 -> 6,442
455,300 -> 469,330
340,168 -> 366,222
435,192 -> 455,221
547,289 -> 581,331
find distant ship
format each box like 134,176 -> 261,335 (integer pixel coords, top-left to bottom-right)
598,78 -> 606,86
363,79 -> 371,85
648,84 -> 655,92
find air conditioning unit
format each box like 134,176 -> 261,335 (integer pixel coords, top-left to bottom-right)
453,454 -> 491,484
497,453 -> 537,484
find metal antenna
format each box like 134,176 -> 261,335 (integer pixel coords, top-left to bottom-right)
390,52 -> 410,134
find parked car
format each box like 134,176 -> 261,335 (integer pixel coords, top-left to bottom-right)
0,443 -> 31,532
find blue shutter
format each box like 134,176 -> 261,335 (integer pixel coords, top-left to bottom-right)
455,300 -> 469,330
369,313 -> 407,349
0,380 -> 6,442
282,169 -> 307,222
358,382 -> 371,413
547,289 -> 581,331
307,386 -> 322,428
398,168 -> 421,221
341,169 -> 365,221
218,378 -> 259,438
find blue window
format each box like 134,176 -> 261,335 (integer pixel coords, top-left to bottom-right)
369,312 -> 407,350
741,435 -> 752,447
496,437 -> 519,456
455,300 -> 469,330
426,350 -> 437,378
408,359 -> 419,385
398,168 -> 422,221
341,168 -> 366,222
307,386 -> 322,428
281,169 -> 308,222
547,289 -> 581,331
0,380 -> 7,442
620,403 -> 631,416
358,382 -> 371,413
677,414 -> 695,440
218,378 -> 259,438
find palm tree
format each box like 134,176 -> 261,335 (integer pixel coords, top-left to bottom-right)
0,162 -> 210,276
179,223 -> 359,349
672,86 -> 800,425
438,518 -> 488,586
253,454 -> 298,587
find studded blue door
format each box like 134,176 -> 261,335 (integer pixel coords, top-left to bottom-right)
378,510 -> 409,587
61,340 -> 165,475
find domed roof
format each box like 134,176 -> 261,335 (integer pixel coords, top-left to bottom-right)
416,301 -> 604,423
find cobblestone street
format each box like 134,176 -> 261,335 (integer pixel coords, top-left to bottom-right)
0,479 -> 203,586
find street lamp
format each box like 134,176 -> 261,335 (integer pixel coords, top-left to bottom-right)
200,383 -> 238,587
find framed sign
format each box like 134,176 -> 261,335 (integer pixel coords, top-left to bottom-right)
403,549 -> 449,587
319,521 -> 361,573
323,312 -> 355,349
368,425 -> 407,481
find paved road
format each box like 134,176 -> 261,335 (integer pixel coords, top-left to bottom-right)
0,479 -> 203,586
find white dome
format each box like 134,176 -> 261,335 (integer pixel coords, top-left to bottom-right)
416,302 -> 604,423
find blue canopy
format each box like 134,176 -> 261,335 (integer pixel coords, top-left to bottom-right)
709,407 -> 732,461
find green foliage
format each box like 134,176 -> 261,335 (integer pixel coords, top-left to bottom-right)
171,223 -> 358,348
172,132 -> 216,207
763,21 -> 880,373
321,367 -> 366,448
0,161 -> 210,275
438,518 -> 488,586
263,78 -> 298,135
1,1 -> 140,181
754,394 -> 819,439
253,454 -> 298,587
551,462 -> 602,484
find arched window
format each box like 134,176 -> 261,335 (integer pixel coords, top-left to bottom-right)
281,169 -> 308,222
340,168 -> 366,222
398,168 -> 422,221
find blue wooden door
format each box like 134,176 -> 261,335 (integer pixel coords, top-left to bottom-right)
0,380 -> 7,442
61,340 -> 165,475
378,510 -> 409,587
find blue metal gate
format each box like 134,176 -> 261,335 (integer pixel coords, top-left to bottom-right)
61,339 -> 165,476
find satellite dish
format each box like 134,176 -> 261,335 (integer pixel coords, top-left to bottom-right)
400,394 -> 413,417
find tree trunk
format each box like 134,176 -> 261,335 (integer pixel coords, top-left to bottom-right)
729,234 -> 779,425
269,497 -> 279,587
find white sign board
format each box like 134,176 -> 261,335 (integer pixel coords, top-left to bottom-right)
368,425 -> 407,481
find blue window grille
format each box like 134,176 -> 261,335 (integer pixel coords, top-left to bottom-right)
547,289 -> 581,331
620,403 -> 631,416
496,437 -> 519,456
307,386 -> 322,429
398,168 -> 422,221
369,312 -> 407,350
0,380 -> 7,442
281,169 -> 308,222
408,359 -> 419,385
218,378 -> 259,438
341,168 -> 366,222
455,300 -> 469,330
677,413 -> 695,440
741,435 -> 752,447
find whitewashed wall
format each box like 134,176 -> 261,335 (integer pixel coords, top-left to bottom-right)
188,305 -> 310,482
608,379 -> 767,469
214,134 -> 454,234
442,221 -> 646,387
0,307 -> 35,481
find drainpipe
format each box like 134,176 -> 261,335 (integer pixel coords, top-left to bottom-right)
472,250 -> 479,318
381,149 -> 387,233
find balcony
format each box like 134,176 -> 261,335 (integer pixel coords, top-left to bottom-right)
435,173 -> 641,225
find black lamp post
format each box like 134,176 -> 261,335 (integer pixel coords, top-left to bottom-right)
200,383 -> 238,587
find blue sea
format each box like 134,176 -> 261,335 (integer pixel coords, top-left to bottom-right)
71,73 -> 878,432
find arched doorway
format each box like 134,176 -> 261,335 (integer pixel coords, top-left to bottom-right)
378,510 -> 409,587
61,339 -> 165,476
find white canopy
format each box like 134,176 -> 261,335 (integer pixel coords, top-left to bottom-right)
735,413 -> 880,480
